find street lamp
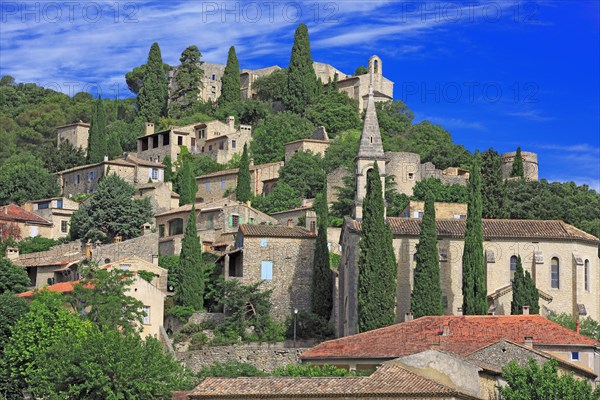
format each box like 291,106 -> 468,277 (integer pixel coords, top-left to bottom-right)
293,308 -> 298,348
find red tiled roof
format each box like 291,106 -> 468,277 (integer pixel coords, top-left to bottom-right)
0,204 -> 52,226
348,218 -> 599,244
189,362 -> 477,399
301,315 -> 600,361
239,224 -> 316,238
18,280 -> 80,297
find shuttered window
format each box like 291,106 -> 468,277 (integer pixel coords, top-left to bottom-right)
261,261 -> 273,280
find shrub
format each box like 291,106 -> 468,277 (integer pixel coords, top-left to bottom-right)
273,363 -> 357,377
286,311 -> 334,340
180,323 -> 203,335
189,332 -> 209,350
168,306 -> 195,323
197,361 -> 266,380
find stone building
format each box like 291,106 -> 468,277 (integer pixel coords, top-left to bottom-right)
57,154 -> 165,197
134,181 -> 180,222
156,198 -> 277,256
268,199 -> 314,227
501,150 -> 539,181
137,117 -> 251,165
196,161 -> 283,201
218,224 -> 316,321
22,197 -> 79,239
284,126 -> 330,162
0,204 -> 53,240
56,121 -> 90,153
400,200 -> 467,219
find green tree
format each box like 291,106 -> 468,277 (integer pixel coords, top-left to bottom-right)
125,61 -> 171,95
510,255 -> 527,315
461,155 -> 487,315
481,148 -> 507,218
197,361 -> 266,380
499,359 -> 599,399
69,174 -> 152,242
411,192 -> 443,318
285,24 -> 321,113
29,327 -> 194,399
323,129 -> 360,172
107,130 -> 123,159
412,178 -> 469,203
252,182 -> 302,214
306,91 -> 361,137
375,100 -> 414,138
0,154 -> 60,205
87,97 -> 108,163
163,155 -> 173,182
524,270 -> 540,314
170,45 -> 203,118
311,188 -> 332,320
220,46 -> 241,105
357,163 -> 397,332
279,151 -> 326,199
253,68 -> 288,102
353,66 -> 368,76
236,143 -> 251,202
0,293 -> 29,352
511,147 -> 525,178
16,236 -> 61,254
175,205 -> 204,309
138,42 -> 169,124
41,141 -> 87,173
178,154 -> 198,206
0,256 -> 30,294
548,314 -> 600,341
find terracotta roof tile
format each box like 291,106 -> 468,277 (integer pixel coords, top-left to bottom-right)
18,280 -> 79,297
301,315 -> 600,361
239,224 -> 316,238
0,204 -> 52,226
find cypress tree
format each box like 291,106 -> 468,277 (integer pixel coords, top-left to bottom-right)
511,147 -> 525,179
357,163 -> 397,332
220,46 -> 241,105
285,23 -> 321,114
461,155 -> 487,315
87,97 -> 107,163
235,143 -> 251,202
511,255 -> 526,315
106,132 -> 123,159
525,270 -> 540,314
163,155 -> 173,182
481,148 -> 507,219
411,191 -> 443,318
178,156 -> 197,206
138,42 -> 168,124
169,45 -> 203,118
311,184 -> 333,320
175,205 -> 204,309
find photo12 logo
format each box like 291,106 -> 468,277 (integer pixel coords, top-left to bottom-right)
1,2 -> 139,23
200,1 -> 339,23
400,81 -> 540,104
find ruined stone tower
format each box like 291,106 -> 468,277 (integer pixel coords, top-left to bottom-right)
354,87 -> 386,220
501,151 -> 539,181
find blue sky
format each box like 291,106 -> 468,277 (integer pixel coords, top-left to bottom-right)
1,1 -> 598,190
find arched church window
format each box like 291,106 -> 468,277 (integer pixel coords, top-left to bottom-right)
551,257 -> 560,289
510,255 -> 518,283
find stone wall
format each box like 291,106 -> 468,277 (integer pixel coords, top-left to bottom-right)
386,152 -> 421,196
90,232 -> 159,265
326,167 -> 351,203
501,151 -> 539,181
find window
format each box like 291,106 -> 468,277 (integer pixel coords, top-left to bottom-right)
141,138 -> 149,151
510,255 -> 518,283
205,181 -> 210,192
219,141 -> 224,150
310,220 -> 316,232
230,214 -> 239,228
551,257 -> 560,289
163,133 -> 170,145
232,139 -> 236,149
408,173 -> 414,180
177,136 -> 183,145
151,168 -> 159,180
56,199 -> 63,209
159,224 -> 165,237
261,261 -> 273,280
76,174 -> 80,184
169,218 -> 184,236
207,215 -> 214,229
412,253 -> 417,269
119,264 -> 130,270
60,220 -> 68,233
584,259 -> 590,291
38,202 -> 50,210
152,136 -> 159,148
142,306 -> 150,325
571,351 -> 580,361
191,138 -> 196,148
209,145 -> 213,151
199,129 -> 205,139
261,238 -> 268,247
211,74 -> 215,80
220,177 -> 226,189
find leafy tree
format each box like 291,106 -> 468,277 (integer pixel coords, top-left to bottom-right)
170,45 -> 203,118
159,255 -> 180,291
311,188 -> 332,320
125,60 -> 171,95
329,174 -> 355,226
279,151 -> 326,199
385,176 -> 411,217
323,129 -> 360,173
403,121 -> 472,169
353,66 -> 368,76
87,97 -> 108,163
375,100 -> 414,138
357,163 -> 397,332
41,141 -> 87,173
69,174 -> 152,242
175,205 -> 204,309
548,314 -> 600,341
197,361 -> 266,380
163,155 -> 173,182
511,255 -> 527,315
213,99 -> 271,126
16,236 -> 62,254
499,359 -> 599,399
178,154 -> 198,206
511,146 -> 525,178
461,155 -> 487,315
411,192 -> 443,318
138,42 -> 169,124
69,266 -> 145,335
481,148 -> 507,218
306,91 -> 361,137
0,153 -> 60,205
285,309 -> 333,340
220,46 -> 241,105
0,256 -> 31,294
236,143 -> 251,202
251,111 -> 315,164
285,24 -> 321,114
273,363 -> 357,377
107,130 -> 123,159
253,68 -> 288,102
252,182 -> 301,214
29,327 -> 195,399
412,178 -> 469,203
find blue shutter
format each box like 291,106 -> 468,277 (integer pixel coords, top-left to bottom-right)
261,261 -> 273,280
261,238 -> 268,248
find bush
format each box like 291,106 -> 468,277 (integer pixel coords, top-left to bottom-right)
168,306 -> 195,323
180,323 -> 203,335
210,329 -> 239,346
285,311 -> 334,340
197,361 -> 266,380
273,363 -> 357,377
189,332 -> 209,350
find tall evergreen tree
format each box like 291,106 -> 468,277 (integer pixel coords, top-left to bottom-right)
511,147 -> 525,179
174,205 -> 204,309
357,163 -> 397,332
137,42 -> 168,124
163,155 -> 173,182
481,148 -> 507,219
87,97 -> 107,163
311,184 -> 333,320
461,155 -> 487,315
106,132 -> 123,160
169,45 -> 203,118
235,143 -> 251,202
285,24 -> 321,114
411,191 -> 443,318
511,255 -> 526,315
220,46 -> 241,105
178,156 -> 197,206
524,270 -> 540,314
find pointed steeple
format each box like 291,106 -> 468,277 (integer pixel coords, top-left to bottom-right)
357,86 -> 385,160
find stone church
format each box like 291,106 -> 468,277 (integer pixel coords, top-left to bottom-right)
336,89 -> 600,337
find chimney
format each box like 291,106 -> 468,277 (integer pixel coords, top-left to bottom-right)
227,116 -> 235,132
145,122 -> 155,135
524,336 -> 533,347
5,246 -> 19,260
576,320 -> 581,334
246,200 -> 251,208
152,254 -> 159,266
103,155 -> 108,162
305,210 -> 317,232
522,305 -> 530,315
404,312 -> 413,322
249,158 -> 254,167
287,219 -> 294,227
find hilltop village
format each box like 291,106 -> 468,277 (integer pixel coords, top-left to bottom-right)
1,23 -> 600,399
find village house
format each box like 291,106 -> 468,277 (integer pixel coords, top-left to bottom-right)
400,200 -> 467,219
0,204 -> 53,240
218,222 -> 317,321
284,126 -> 330,162
22,197 -> 79,239
134,181 -> 180,222
268,199 -> 314,227
56,120 -> 90,153
136,117 -> 251,165
57,154 -> 165,197
156,198 -> 277,256
195,161 -> 283,201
